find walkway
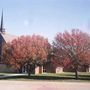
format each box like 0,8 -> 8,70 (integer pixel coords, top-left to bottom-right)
0,81 -> 90,90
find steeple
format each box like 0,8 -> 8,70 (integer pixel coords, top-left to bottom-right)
0,10 -> 5,33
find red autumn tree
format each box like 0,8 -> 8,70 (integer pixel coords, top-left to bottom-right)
3,36 -> 28,71
3,35 -> 51,76
53,29 -> 90,79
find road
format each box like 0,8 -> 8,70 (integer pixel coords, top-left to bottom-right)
0,80 -> 90,90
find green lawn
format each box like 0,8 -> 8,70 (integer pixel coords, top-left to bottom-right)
0,72 -> 90,81
34,72 -> 90,80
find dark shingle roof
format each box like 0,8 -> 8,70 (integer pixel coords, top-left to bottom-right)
1,32 -> 17,43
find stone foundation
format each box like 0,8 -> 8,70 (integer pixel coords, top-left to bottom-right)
56,66 -> 63,73
35,66 -> 43,74
89,66 -> 90,72
0,64 -> 16,73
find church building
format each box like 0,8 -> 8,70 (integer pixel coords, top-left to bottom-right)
0,11 -> 17,72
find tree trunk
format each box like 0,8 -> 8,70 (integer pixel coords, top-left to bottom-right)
28,70 -> 31,77
28,64 -> 31,77
75,69 -> 78,80
18,66 -> 22,73
27,64 -> 31,77
74,60 -> 78,80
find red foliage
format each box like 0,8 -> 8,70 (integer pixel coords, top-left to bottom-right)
53,29 -> 90,69
3,35 -> 51,70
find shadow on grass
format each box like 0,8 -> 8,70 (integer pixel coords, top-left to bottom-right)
0,75 -> 90,81
0,75 -> 75,80
0,72 -> 90,81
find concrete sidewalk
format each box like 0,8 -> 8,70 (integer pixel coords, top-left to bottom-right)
0,80 -> 89,90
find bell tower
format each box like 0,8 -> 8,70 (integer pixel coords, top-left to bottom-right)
0,10 -> 5,33
0,10 -> 5,62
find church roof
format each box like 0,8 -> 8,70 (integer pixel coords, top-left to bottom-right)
1,32 -> 17,43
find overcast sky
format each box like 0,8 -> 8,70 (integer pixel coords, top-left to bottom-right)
0,0 -> 90,41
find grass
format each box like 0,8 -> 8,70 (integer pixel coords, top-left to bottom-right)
34,72 -> 90,80
0,72 -> 90,82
